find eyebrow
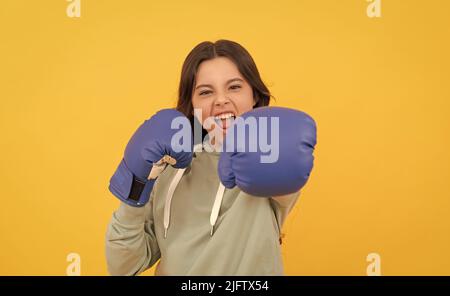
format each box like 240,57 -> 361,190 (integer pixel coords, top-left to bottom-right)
195,78 -> 244,90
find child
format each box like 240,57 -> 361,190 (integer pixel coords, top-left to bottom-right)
105,39 -> 317,275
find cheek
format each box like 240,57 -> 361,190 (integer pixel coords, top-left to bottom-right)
192,99 -> 211,125
235,89 -> 255,112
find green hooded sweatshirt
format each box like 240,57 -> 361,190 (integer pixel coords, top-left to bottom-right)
105,144 -> 300,275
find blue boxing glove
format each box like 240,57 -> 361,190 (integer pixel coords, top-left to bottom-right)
109,109 -> 193,207
218,106 -> 317,197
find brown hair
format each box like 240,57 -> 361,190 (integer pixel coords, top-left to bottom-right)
176,40 -> 273,123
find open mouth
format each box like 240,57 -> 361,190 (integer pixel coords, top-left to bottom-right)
213,112 -> 236,130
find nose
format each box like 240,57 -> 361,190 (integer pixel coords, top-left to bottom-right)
214,94 -> 231,107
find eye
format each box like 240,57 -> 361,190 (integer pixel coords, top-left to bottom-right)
199,90 -> 212,96
230,85 -> 241,90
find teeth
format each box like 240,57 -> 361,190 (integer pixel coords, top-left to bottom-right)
214,113 -> 235,120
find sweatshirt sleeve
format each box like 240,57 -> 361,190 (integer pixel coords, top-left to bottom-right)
105,187 -> 161,276
269,191 -> 301,238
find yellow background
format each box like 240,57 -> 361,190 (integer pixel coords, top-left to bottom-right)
0,0 -> 449,275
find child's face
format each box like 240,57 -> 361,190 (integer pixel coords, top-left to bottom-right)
192,57 -> 255,136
